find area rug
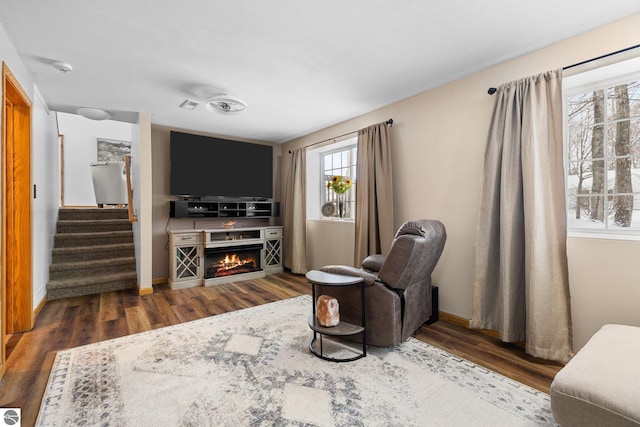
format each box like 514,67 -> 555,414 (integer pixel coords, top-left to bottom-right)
37,296 -> 556,426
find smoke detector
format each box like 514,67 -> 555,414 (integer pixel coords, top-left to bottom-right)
205,94 -> 247,113
52,61 -> 73,73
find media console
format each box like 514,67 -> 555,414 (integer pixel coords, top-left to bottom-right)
170,200 -> 279,219
169,226 -> 283,289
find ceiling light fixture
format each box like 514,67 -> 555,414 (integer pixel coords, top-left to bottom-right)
52,61 -> 73,73
205,94 -> 247,113
76,107 -> 111,121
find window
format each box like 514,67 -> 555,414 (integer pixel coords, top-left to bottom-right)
564,59 -> 640,237
321,144 -> 357,219
305,136 -> 358,221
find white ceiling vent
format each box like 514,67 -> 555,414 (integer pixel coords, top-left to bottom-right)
179,99 -> 200,110
205,94 -> 247,113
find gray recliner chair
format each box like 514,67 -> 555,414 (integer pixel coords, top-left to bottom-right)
320,219 -> 446,347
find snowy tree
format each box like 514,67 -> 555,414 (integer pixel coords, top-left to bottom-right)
612,84 -> 633,226
590,90 -> 605,222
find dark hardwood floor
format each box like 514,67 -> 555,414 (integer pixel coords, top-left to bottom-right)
0,272 -> 562,426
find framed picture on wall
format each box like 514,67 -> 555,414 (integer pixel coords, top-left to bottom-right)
97,138 -> 131,161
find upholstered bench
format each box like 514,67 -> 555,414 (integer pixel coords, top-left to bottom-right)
550,324 -> 640,426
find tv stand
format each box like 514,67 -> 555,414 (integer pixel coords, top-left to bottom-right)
170,200 -> 279,219
169,226 -> 283,289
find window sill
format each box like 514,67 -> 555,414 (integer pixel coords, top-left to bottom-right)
568,230 -> 640,241
308,217 -> 355,223
320,217 -> 354,222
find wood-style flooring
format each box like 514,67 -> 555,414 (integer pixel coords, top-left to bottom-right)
0,272 -> 562,427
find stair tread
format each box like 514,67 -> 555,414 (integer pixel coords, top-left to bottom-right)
47,270 -> 137,288
58,209 -> 129,220
47,280 -> 137,300
55,230 -> 133,237
52,242 -> 134,252
58,208 -> 128,214
49,256 -> 136,271
58,218 -> 130,222
59,208 -> 128,211
57,219 -> 131,229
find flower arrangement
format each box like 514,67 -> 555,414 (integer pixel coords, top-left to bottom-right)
327,176 -> 352,218
326,175 -> 352,194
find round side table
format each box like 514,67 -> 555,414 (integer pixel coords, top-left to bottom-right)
305,270 -> 366,362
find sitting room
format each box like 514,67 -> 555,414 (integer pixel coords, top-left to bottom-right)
0,2 -> 639,426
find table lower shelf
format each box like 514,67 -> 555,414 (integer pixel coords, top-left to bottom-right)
308,315 -> 365,336
308,315 -> 366,362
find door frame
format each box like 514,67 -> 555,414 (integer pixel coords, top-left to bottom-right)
1,62 -> 33,377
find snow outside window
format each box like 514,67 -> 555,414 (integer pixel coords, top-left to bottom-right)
564,56 -> 640,238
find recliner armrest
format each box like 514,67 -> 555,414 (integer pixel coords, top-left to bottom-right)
362,254 -> 386,272
319,265 -> 377,286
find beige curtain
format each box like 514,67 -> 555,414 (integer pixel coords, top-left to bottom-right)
354,122 -> 394,265
471,69 -> 573,363
283,148 -> 308,274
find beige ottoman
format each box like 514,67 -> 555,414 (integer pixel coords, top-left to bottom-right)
550,324 -> 640,426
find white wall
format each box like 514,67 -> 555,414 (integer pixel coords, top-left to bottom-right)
0,22 -> 60,311
282,14 -> 640,351
306,220 -> 355,270
31,87 -> 60,306
0,23 -> 32,95
132,113 -> 153,292
57,112 -> 134,206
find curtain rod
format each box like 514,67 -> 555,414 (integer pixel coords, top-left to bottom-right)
288,118 -> 393,153
487,43 -> 640,95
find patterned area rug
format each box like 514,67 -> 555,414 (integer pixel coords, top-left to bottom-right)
37,296 -> 556,426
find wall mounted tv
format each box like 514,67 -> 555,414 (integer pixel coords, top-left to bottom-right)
170,131 -> 273,200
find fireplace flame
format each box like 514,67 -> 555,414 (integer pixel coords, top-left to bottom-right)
206,249 -> 260,279
217,253 -> 256,271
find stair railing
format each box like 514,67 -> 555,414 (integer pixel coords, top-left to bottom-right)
124,155 -> 138,223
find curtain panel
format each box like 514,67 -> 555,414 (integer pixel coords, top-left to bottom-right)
283,148 -> 308,274
354,122 -> 394,265
470,69 -> 573,363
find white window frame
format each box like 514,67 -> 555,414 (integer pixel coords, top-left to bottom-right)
305,137 -> 357,221
320,145 -> 357,219
563,55 -> 640,240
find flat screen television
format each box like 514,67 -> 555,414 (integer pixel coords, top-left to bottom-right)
170,131 -> 273,199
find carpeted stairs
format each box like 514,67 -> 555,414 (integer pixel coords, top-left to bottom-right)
46,208 -> 138,300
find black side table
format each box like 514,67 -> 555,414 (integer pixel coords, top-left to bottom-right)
305,270 -> 366,362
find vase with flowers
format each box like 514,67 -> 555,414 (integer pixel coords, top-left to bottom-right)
327,175 -> 352,218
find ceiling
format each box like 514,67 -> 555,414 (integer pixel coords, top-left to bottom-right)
0,1 -> 639,143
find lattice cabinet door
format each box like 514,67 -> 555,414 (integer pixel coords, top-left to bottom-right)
265,238 -> 281,267
169,231 -> 203,289
175,245 -> 200,279
264,227 -> 283,274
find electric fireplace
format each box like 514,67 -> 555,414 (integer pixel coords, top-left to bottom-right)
204,243 -> 263,279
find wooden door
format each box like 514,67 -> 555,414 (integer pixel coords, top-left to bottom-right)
1,63 -> 33,377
